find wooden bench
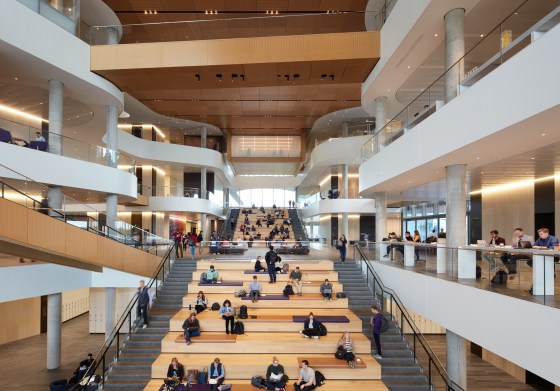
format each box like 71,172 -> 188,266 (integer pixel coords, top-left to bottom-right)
192,270 -> 338,282
149,353 -> 380,380
183,293 -> 349,309
170,308 -> 363,333
187,280 -> 343,294
196,260 -> 333,271
173,333 -> 236,343
161,332 -> 372,354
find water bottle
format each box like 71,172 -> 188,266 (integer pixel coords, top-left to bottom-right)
189,304 -> 192,311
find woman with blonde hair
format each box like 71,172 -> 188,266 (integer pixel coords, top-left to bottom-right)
336,331 -> 356,368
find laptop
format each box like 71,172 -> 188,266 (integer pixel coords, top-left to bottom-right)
518,240 -> 532,249
476,240 -> 487,246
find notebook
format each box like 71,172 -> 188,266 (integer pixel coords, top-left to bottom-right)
476,240 -> 487,246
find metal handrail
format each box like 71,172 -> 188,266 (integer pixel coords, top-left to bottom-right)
70,243 -> 176,390
354,244 -> 464,391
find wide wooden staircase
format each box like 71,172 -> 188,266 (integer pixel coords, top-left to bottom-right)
142,258 -> 388,391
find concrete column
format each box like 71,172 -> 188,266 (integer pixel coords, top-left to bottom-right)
106,105 -> 118,168
106,194 -> 118,232
374,192 -> 387,243
201,213 -> 207,240
446,164 -> 467,248
444,8 -> 465,103
48,80 -> 63,155
48,187 -> 63,217
201,126 -> 207,148
341,121 -> 348,138
342,165 -> 349,199
341,213 -> 349,240
374,96 -> 387,134
201,167 -> 207,199
105,287 -> 116,339
446,329 -> 467,389
47,292 -> 62,369
106,27 -> 119,45
223,187 -> 229,208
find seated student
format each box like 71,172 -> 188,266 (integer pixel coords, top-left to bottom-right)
255,256 -> 267,272
256,219 -> 263,227
383,232 -> 404,257
208,357 -> 225,391
264,356 -> 286,390
244,216 -> 249,224
167,357 -> 185,384
320,279 -> 333,301
249,275 -> 262,303
204,265 -> 218,283
182,312 -> 201,345
256,232 -> 262,239
294,360 -> 316,391
300,312 -> 323,339
194,291 -> 207,313
248,235 -> 254,247
251,224 -> 256,231
219,300 -> 236,334
70,353 -> 95,383
481,230 -> 506,270
526,228 -> 559,294
336,331 -> 356,368
294,237 -> 303,248
275,256 -> 284,272
499,228 -> 533,276
289,267 -> 303,296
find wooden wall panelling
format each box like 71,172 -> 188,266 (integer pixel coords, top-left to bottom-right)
384,298 -> 446,334
97,236 -> 125,271
27,210 -> 66,255
481,347 -> 526,383
0,198 -> 28,242
88,288 -> 105,334
65,224 -> 98,264
0,297 -> 41,345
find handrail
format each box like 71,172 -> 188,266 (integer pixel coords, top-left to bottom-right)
353,244 -> 465,391
361,0 -> 554,161
70,243 -> 176,390
0,163 -> 170,254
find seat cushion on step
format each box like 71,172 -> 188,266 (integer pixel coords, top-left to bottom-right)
292,315 -> 349,323
241,294 -> 289,300
199,281 -> 244,286
174,333 -> 237,343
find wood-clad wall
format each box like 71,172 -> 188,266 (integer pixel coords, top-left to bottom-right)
0,198 -> 162,277
0,297 -> 41,345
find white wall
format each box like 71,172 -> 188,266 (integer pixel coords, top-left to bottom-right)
300,199 -> 376,219
0,142 -> 137,199
372,262 -> 560,386
360,23 -> 560,195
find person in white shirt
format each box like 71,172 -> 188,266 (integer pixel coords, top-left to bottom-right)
249,275 -> 262,303
294,360 -> 315,391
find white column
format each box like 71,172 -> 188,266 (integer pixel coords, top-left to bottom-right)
107,27 -> 119,45
446,329 -> 467,389
446,164 -> 467,249
341,213 -> 349,241
201,167 -> 207,199
374,192 -> 387,243
48,80 -> 64,217
47,292 -> 62,369
106,105 -> 118,168
375,96 -> 388,150
105,287 -> 116,339
444,8 -> 465,103
106,194 -> 118,232
201,213 -> 207,240
201,126 -> 207,148
342,165 -> 349,199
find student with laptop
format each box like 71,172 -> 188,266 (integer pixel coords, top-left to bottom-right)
264,356 -> 286,390
526,228 -> 560,294
500,228 -> 533,277
480,230 -> 506,271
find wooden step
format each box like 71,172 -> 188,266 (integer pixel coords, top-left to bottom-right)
144,379 -> 388,391
174,334 -> 237,343
197,260 -> 333,271
170,308 -> 363,333
149,353 -> 380,380
183,293 -> 349,309
187,280 -> 343,294
161,332 -> 372,354
191,270 -> 338,282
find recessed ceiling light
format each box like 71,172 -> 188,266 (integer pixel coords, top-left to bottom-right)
480,34 -> 484,37
531,157 -> 535,160
541,133 -> 546,136
407,66 -> 410,69
434,33 -> 438,37
476,157 -> 479,160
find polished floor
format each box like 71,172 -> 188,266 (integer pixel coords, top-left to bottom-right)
0,314 -> 104,391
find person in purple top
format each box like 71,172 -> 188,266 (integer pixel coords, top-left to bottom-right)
371,305 -> 382,359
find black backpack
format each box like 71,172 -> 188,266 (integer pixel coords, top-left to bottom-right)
317,323 -> 328,336
233,321 -> 244,335
239,305 -> 248,319
283,284 -> 294,296
268,251 -> 277,264
211,302 -> 220,311
476,265 -> 482,279
251,375 -> 264,388
491,269 -> 508,285
315,370 -> 325,386
335,292 -> 346,298
380,316 -> 390,333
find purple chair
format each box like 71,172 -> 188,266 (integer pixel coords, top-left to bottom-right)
0,128 -> 12,143
29,141 -> 48,151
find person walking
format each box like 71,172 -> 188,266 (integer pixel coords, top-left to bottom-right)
173,230 -> 183,258
371,305 -> 383,359
136,280 -> 153,328
265,246 -> 278,283
188,232 -> 197,259
337,235 -> 348,263
197,231 -> 204,254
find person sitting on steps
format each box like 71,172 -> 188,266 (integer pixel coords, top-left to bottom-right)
254,255 -> 267,272
208,357 -> 225,391
264,356 -> 286,391
289,267 -> 303,296
300,312 -> 323,339
219,300 -> 236,334
249,275 -> 262,303
320,278 -> 333,301
205,265 -> 218,284
182,312 -> 200,345
337,331 -> 356,368
194,291 -> 207,313
166,357 -> 185,384
294,360 -> 316,391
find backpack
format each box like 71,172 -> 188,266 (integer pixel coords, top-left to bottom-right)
380,316 -> 390,333
211,302 -> 220,311
335,292 -> 346,299
282,263 -> 289,272
188,237 -> 195,246
283,284 -> 294,296
234,289 -> 247,297
239,305 -> 248,319
315,371 -> 325,386
317,323 -> 328,336
476,265 -> 482,279
268,251 -> 277,264
200,272 -> 207,282
491,269 -> 508,285
251,376 -> 264,388
334,346 -> 346,360
233,321 -> 244,335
